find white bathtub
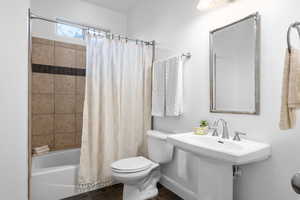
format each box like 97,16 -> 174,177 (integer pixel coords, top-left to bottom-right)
31,148 -> 82,200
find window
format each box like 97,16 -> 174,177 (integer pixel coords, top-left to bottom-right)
56,23 -> 84,39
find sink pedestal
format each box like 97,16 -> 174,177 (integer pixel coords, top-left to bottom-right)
192,155 -> 233,200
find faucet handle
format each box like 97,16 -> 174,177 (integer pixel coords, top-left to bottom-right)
211,127 -> 219,137
212,119 -> 218,127
233,132 -> 247,141
209,120 -> 219,137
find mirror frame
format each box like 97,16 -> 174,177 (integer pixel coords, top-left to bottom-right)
209,12 -> 261,115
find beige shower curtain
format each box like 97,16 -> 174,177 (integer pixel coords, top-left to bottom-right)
78,32 -> 153,190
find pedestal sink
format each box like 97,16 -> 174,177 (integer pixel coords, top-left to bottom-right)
167,133 -> 271,165
166,132 -> 271,200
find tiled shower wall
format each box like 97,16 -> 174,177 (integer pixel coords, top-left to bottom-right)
31,37 -> 86,151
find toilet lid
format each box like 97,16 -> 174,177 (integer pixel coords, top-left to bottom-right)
111,157 -> 153,173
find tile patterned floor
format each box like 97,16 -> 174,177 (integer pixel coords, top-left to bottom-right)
63,184 -> 183,200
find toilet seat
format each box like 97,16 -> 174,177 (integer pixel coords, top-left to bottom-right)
111,157 -> 153,173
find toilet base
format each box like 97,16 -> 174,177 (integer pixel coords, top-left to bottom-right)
123,185 -> 158,200
122,169 -> 160,200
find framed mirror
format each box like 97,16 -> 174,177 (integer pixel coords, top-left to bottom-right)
210,13 -> 260,115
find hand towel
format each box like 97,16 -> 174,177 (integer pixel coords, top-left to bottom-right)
33,149 -> 49,154
32,145 -> 50,155
152,60 -> 166,117
165,56 -> 184,116
279,48 -> 300,129
33,147 -> 49,152
33,145 -> 49,152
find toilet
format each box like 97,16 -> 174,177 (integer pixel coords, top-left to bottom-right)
111,130 -> 174,200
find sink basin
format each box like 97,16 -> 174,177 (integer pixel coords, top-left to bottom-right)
167,133 -> 271,165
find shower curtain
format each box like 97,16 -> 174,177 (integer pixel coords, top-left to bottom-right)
78,32 -> 153,190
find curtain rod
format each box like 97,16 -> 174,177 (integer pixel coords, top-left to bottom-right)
29,11 -> 155,46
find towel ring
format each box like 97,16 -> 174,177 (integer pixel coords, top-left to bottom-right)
287,22 -> 300,53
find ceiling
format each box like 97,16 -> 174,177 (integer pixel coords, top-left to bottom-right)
83,0 -> 139,13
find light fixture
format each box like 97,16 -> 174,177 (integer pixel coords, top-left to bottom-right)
197,0 -> 234,11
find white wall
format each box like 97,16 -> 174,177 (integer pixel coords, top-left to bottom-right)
0,0 -> 29,199
128,0 -> 300,199
31,0 -> 127,45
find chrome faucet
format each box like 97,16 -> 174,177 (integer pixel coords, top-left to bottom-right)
233,131 -> 246,141
212,119 -> 230,139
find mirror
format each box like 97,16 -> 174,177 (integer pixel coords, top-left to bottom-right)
210,13 -> 260,115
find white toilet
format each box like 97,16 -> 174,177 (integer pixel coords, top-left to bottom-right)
111,130 -> 174,200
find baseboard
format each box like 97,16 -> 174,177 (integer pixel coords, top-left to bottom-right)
159,175 -> 198,200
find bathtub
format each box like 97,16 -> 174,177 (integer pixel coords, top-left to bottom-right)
31,148 -> 82,200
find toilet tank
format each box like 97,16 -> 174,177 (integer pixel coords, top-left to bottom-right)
147,130 -> 174,164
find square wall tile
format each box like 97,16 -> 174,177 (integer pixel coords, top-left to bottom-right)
75,133 -> 82,146
75,50 -> 86,69
32,43 -> 54,65
55,114 -> 76,133
32,135 -> 54,149
55,41 -> 78,49
55,94 -> 76,114
76,114 -> 83,133
76,45 -> 86,51
76,95 -> 85,113
54,45 -> 76,67
32,94 -> 54,114
76,76 -> 86,95
54,133 -> 76,150
54,75 -> 76,94
32,37 -> 54,45
32,73 -> 54,94
32,114 -> 54,136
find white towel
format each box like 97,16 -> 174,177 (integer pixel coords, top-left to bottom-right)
32,145 -> 50,154
166,56 -> 184,116
152,60 -> 166,117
